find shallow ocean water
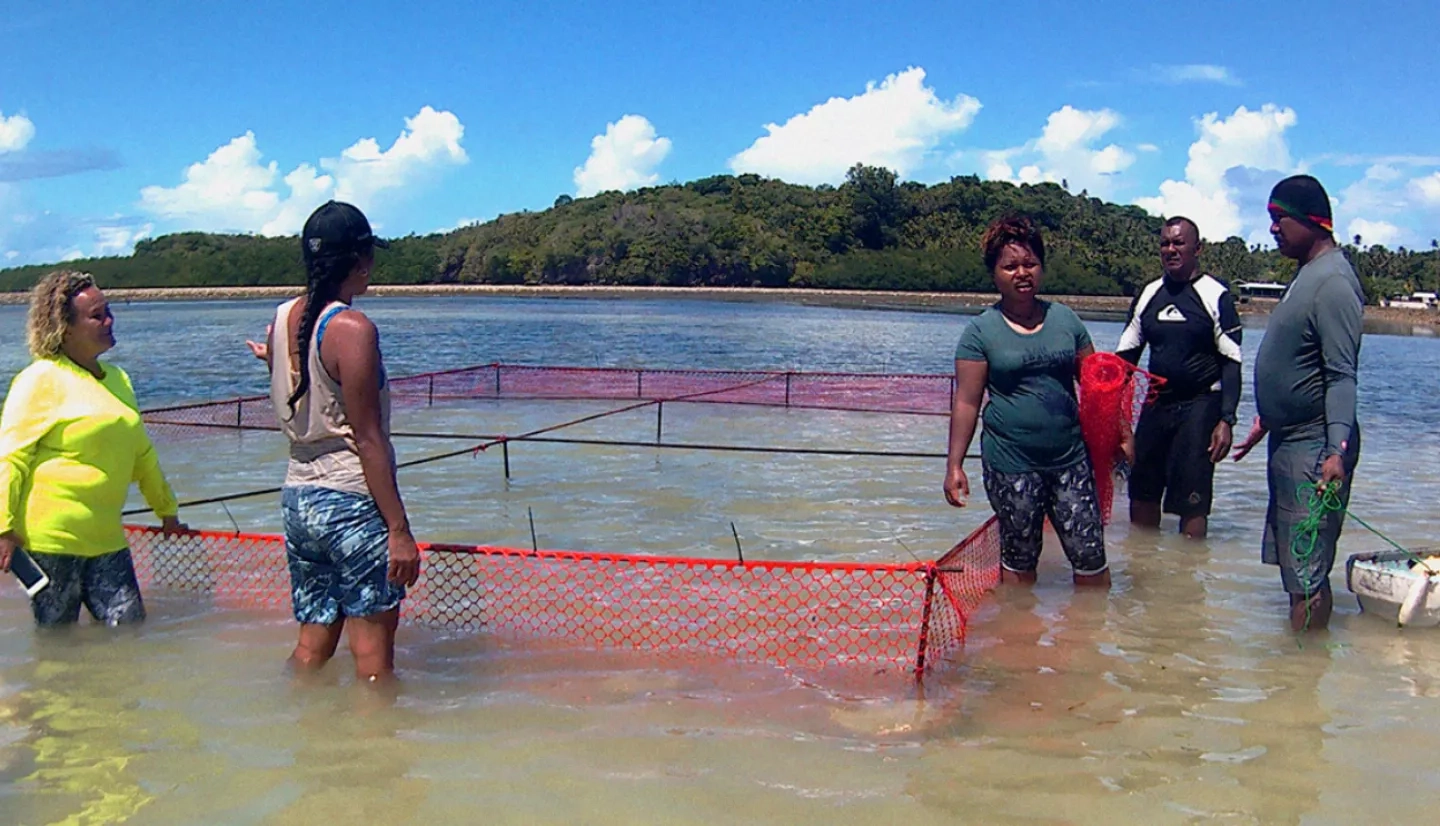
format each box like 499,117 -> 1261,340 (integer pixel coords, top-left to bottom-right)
2,295 -> 1439,825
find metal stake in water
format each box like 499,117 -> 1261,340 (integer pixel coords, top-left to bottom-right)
220,501 -> 241,537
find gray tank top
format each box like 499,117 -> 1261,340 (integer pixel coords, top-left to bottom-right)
270,297 -> 393,495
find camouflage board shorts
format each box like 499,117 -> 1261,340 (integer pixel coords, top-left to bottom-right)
28,548 -> 145,627
282,485 -> 405,625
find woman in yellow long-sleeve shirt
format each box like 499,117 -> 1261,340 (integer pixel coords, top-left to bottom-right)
0,270 -> 186,626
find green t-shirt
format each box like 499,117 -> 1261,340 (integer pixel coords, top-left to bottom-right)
954,301 -> 1092,473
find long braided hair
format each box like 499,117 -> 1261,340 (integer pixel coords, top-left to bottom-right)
285,247 -> 368,417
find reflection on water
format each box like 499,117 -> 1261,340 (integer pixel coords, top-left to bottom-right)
2,296 -> 1440,824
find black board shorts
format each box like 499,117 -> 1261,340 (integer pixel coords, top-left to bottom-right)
1130,392 -> 1222,517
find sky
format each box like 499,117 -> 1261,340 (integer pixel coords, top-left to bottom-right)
2,0 -> 1438,267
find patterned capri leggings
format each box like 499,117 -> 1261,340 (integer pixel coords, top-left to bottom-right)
982,455 -> 1107,576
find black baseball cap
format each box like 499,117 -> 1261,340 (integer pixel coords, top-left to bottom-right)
301,200 -> 389,260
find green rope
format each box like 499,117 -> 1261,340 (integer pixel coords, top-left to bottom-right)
1291,482 -> 1430,640
1290,483 -> 1338,639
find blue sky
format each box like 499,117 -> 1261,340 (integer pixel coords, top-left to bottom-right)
2,0 -> 1437,266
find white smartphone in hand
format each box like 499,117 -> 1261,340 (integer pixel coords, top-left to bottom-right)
9,548 -> 50,597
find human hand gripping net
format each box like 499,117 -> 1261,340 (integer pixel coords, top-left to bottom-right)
1078,352 -> 1162,524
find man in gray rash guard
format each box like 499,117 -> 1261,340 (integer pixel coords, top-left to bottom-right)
1233,174 -> 1363,632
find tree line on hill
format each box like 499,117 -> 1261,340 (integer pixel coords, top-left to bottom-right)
2,166 -> 1435,304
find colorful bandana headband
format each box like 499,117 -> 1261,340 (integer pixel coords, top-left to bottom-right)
1268,197 -> 1334,233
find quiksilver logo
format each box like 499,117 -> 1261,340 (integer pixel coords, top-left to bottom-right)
1157,305 -> 1186,322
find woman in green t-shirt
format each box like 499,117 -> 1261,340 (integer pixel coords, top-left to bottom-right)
943,215 -> 1125,587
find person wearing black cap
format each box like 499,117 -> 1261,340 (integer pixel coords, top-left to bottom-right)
251,200 -> 421,684
1232,174 -> 1363,631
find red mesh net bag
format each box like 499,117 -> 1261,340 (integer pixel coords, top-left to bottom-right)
1078,352 -> 1159,523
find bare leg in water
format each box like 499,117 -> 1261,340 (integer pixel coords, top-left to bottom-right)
1000,568 -> 1112,588
1074,569 -> 1112,588
1290,583 -> 1333,632
291,620 -> 345,673
346,608 -> 401,687
1132,500 -> 1209,539
288,608 -> 400,690
1000,568 -> 1038,586
1130,500 -> 1162,530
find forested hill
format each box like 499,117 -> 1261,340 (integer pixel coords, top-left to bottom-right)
2,165 -> 1435,302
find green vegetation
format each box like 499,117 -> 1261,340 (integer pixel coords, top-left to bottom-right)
3,166 -> 1435,303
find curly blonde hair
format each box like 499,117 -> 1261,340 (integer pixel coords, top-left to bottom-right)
27,270 -> 97,359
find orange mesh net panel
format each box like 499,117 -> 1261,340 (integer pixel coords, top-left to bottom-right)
1078,353 -> 1162,522
132,363 -> 1007,678
920,515 -> 1002,672
140,364 -> 962,434
125,517 -> 1001,678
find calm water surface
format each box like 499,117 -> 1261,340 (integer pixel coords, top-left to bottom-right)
2,296 -> 1439,825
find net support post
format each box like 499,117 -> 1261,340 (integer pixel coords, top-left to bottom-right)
428,374 -> 435,406
913,565 -> 939,682
502,440 -> 511,480
655,401 -> 664,444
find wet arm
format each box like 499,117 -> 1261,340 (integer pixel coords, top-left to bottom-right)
1217,290 -> 1243,424
1115,292 -> 1145,366
0,369 -> 55,539
133,434 -> 180,519
114,369 -> 179,518
1315,278 -> 1362,456
329,314 -> 411,535
946,360 -> 987,472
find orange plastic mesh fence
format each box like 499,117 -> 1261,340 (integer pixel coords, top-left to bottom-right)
126,516 -> 1000,677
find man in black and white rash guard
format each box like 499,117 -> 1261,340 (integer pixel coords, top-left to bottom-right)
1116,216 -> 1242,539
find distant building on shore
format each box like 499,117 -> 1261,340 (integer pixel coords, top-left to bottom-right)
1236,281 -> 1289,303
1380,291 -> 1439,310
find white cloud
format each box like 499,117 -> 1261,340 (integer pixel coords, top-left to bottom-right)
980,105 -> 1136,196
1137,143 -> 1160,153
330,106 -> 466,207
1150,64 -> 1242,86
1330,164 -> 1440,248
94,222 -> 152,257
60,249 -> 83,262
981,150 -> 1017,181
0,112 -> 35,154
138,106 -> 467,236
5,250 -> 18,260
1136,104 -> 1298,240
1347,218 -> 1403,248
1339,164 -> 1411,217
1411,172 -> 1440,206
573,114 -> 672,197
139,132 -> 284,231
729,67 -> 980,185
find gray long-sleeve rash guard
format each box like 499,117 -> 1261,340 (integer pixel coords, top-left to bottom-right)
1252,247 -> 1364,455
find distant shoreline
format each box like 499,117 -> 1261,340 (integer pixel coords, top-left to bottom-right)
1,284 -> 1435,331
